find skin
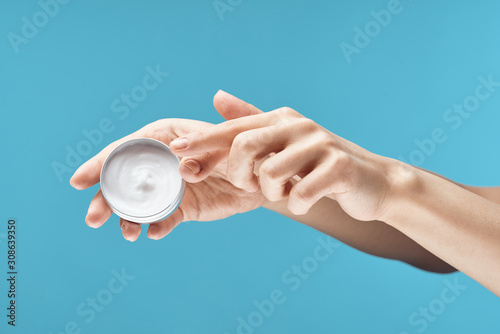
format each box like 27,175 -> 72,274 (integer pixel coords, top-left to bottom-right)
70,90 -> 500,296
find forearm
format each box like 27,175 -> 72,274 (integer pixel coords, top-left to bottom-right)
383,166 -> 500,296
416,166 -> 500,205
263,196 -> 456,273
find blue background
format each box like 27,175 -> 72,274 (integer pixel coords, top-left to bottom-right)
1,0 -> 500,333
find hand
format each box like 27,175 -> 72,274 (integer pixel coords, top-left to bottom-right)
170,92 -> 407,222
70,92 -> 267,241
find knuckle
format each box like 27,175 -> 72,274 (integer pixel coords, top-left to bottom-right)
227,166 -> 252,189
252,127 -> 273,146
333,151 -> 352,168
140,121 -> 157,137
233,132 -> 256,154
335,150 -> 352,166
228,174 -> 246,189
291,185 -> 314,204
281,107 -> 300,117
141,120 -> 168,139
259,161 -> 281,181
298,118 -> 320,133
287,201 -> 309,216
265,191 -> 285,203
327,154 -> 353,193
273,107 -> 300,118
280,106 -> 294,115
322,137 -> 338,151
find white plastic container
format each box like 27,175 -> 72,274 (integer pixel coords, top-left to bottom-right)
100,138 -> 185,224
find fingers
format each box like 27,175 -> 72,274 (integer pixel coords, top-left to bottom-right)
85,190 -> 113,228
287,167 -> 334,216
86,190 -> 141,241
169,112 -> 276,157
170,107 -> 303,157
147,208 -> 184,240
120,219 -> 142,242
287,152 -> 352,215
225,125 -> 295,192
258,143 -> 321,201
213,90 -> 264,120
178,149 -> 229,183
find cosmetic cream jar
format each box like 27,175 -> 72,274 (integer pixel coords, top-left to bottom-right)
100,138 -> 185,224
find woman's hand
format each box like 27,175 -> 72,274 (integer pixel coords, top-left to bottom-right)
170,92 -> 409,222
70,90 -> 408,242
70,95 -> 268,241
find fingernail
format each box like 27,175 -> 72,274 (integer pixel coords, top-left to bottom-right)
147,229 -> 158,240
69,176 -> 76,188
70,163 -> 89,189
121,223 -> 129,240
217,89 -> 233,97
85,214 -> 98,228
183,160 -> 201,175
170,138 -> 189,150
70,171 -> 82,189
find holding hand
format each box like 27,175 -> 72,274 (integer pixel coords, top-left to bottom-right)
70,93 -> 268,241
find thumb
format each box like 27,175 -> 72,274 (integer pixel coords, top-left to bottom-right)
213,90 -> 264,120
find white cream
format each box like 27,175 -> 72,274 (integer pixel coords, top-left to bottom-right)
100,138 -> 184,223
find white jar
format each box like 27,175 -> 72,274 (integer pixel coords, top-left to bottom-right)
100,138 -> 185,224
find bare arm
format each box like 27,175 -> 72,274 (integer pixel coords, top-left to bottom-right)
264,185 -> 500,273
261,169 -> 500,275
380,168 -> 500,296
171,92 -> 500,295
263,194 -> 458,273
71,90 -> 500,296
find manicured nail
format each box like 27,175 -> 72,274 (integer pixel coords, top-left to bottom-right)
183,160 -> 201,175
70,169 -> 82,189
147,229 -> 158,240
217,89 -> 233,98
121,221 -> 130,240
170,138 -> 189,150
85,214 -> 98,228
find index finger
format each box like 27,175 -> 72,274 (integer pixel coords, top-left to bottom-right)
169,111 -> 278,157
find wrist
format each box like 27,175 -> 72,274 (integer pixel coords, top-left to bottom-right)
378,159 -> 423,224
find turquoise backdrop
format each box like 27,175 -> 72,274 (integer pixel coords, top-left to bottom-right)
1,0 -> 499,333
